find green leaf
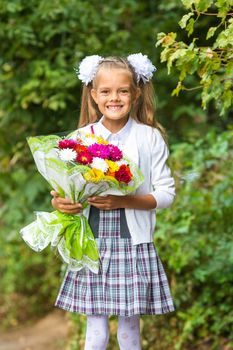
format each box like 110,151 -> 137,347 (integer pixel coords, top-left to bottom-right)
216,0 -> 231,18
221,90 -> 233,115
179,12 -> 194,29
206,26 -> 218,39
172,81 -> 183,96
195,0 -> 214,12
181,0 -> 194,9
225,61 -> 233,75
156,32 -> 177,47
186,18 -> 195,36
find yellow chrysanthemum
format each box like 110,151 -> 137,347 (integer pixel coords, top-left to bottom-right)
85,134 -> 108,145
84,168 -> 105,183
85,133 -> 95,139
84,168 -> 119,185
106,159 -> 120,172
95,136 -> 108,145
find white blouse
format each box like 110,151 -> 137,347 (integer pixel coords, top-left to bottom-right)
78,117 -> 176,245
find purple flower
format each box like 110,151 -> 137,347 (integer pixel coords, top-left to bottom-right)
58,139 -> 78,149
88,143 -> 110,159
107,144 -> 123,161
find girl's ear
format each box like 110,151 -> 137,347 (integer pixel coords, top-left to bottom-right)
91,89 -> 98,104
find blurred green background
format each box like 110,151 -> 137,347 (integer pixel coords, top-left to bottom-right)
0,1 -> 232,349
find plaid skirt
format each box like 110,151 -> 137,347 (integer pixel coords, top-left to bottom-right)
55,208 -> 175,316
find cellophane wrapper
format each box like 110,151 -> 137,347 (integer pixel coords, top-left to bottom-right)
20,132 -> 144,273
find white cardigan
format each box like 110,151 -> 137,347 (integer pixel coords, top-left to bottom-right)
77,118 -> 176,245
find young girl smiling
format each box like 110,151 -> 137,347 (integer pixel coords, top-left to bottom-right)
51,54 -> 176,350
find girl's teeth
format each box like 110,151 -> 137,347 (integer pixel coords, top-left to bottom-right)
108,106 -> 121,110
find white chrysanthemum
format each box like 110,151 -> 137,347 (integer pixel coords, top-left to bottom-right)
58,149 -> 77,162
91,157 -> 109,173
75,55 -> 103,85
127,53 -> 157,83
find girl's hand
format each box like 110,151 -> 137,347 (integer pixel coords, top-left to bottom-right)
50,191 -> 83,214
87,195 -> 122,210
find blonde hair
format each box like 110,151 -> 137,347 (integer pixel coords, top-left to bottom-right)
78,56 -> 167,140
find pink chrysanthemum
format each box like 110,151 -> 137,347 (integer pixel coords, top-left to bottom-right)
76,151 -> 93,165
88,143 -> 110,159
58,139 -> 77,149
107,144 -> 123,161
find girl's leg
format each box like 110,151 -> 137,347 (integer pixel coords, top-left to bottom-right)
84,315 -> 109,350
117,315 -> 141,350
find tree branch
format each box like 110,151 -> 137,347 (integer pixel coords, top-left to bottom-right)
193,10 -> 233,16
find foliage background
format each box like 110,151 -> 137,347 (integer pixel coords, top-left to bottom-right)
0,0 -> 232,349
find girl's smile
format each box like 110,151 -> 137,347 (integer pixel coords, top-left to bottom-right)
91,68 -> 136,132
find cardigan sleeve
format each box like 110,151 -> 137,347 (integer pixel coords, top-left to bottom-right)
149,128 -> 176,209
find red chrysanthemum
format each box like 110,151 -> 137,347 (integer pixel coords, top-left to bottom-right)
115,164 -> 132,184
76,151 -> 93,165
75,144 -> 88,153
58,139 -> 77,149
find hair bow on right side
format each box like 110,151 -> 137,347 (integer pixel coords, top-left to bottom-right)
127,53 -> 157,83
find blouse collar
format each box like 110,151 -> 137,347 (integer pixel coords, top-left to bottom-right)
95,116 -> 133,143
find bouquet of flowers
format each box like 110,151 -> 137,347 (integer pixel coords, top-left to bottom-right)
20,131 -> 144,273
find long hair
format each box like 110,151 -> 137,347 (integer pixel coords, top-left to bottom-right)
78,56 -> 167,141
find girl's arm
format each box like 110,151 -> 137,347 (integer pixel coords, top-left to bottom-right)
148,128 -> 176,209
87,194 -> 157,210
51,191 -> 156,213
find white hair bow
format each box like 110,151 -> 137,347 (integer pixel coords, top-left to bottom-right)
127,53 -> 157,83
76,53 -> 156,85
75,55 -> 103,85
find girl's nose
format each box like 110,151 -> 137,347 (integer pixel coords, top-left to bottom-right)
109,91 -> 120,101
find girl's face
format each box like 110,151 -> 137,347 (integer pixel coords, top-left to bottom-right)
91,68 -> 138,132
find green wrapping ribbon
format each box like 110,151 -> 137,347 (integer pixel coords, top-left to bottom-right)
20,209 -> 100,273
50,210 -> 99,262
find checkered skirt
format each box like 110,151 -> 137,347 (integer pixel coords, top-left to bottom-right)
55,209 -> 175,316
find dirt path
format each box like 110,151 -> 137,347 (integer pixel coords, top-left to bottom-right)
0,310 -> 69,350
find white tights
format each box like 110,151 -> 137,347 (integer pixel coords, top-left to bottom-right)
84,315 -> 141,350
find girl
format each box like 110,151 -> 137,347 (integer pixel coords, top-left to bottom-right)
51,54 -> 176,350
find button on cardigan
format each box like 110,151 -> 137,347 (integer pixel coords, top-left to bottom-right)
75,118 -> 176,245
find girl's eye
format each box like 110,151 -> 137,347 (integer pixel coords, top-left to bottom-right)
100,90 -> 108,94
121,89 -> 130,94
